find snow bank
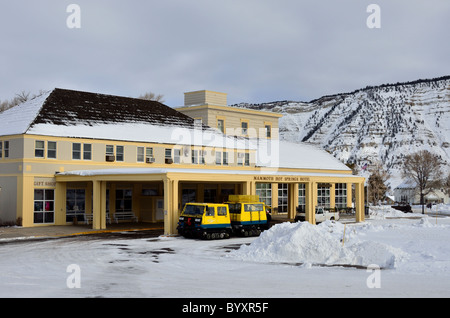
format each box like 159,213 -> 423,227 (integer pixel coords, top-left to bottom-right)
369,205 -> 413,219
230,221 -> 408,269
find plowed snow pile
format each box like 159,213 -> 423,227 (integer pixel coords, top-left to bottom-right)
230,221 -> 408,268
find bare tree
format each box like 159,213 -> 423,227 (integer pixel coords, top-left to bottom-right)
367,163 -> 389,204
402,150 -> 443,214
443,172 -> 450,197
138,92 -> 165,103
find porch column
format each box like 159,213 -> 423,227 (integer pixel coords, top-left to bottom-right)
355,181 -> 365,223
346,183 -> 353,208
305,181 -> 316,224
287,183 -> 298,220
92,180 -> 107,230
54,182 -> 66,225
242,180 -> 255,196
271,183 -> 278,215
164,177 -> 179,235
330,183 -> 336,209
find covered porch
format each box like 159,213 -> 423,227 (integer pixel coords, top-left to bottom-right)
56,168 -> 365,235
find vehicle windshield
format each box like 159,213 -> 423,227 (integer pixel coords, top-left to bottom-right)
244,204 -> 264,212
228,203 -> 241,214
183,205 -> 205,215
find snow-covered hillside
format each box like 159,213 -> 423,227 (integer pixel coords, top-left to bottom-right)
233,76 -> 450,188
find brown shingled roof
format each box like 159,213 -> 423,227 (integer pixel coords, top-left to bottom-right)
31,88 -> 198,128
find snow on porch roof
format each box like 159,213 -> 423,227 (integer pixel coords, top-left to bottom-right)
58,167 -> 359,179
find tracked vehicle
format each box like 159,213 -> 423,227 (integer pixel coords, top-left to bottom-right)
177,203 -> 232,239
177,195 -> 269,240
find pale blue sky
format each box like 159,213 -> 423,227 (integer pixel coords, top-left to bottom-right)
1,0 -> 449,106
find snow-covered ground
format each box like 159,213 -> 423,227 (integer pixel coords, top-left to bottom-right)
1,206 -> 450,298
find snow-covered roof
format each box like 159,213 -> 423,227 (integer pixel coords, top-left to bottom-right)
59,166 -> 358,178
258,140 -> 351,171
0,88 -> 253,150
0,88 -> 351,171
0,91 -> 52,136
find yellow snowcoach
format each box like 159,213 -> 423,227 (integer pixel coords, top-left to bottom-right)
177,203 -> 232,239
226,195 -> 270,237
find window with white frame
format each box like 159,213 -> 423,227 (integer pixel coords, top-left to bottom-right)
72,143 -> 81,160
83,144 -> 92,160
278,183 -> 288,213
4,141 -> 9,158
174,149 -> 181,164
35,140 -> 45,158
223,152 -> 228,165
335,183 -> 347,209
298,183 -> 306,212
244,153 -> 250,166
34,189 -> 55,224
116,145 -> 124,162
241,121 -> 248,135
215,151 -> 221,165
256,183 -> 272,207
317,185 -> 330,208
191,150 -> 198,164
146,147 -> 154,160
137,147 -> 145,162
47,141 -> 57,159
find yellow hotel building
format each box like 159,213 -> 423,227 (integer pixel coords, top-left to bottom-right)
0,88 -> 365,235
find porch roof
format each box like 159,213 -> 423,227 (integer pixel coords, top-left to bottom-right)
57,167 -> 362,181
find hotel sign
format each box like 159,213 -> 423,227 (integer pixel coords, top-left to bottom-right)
253,176 -> 310,182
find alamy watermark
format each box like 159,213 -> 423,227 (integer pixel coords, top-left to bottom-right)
66,4 -> 81,29
366,4 -> 381,29
366,264 -> 381,288
66,264 -> 81,289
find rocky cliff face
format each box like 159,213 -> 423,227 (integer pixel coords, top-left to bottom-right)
233,76 -> 450,188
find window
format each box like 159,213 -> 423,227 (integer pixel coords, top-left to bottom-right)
0,141 -> 2,159
146,147 -> 154,160
72,143 -> 81,160
116,189 -> 132,212
265,124 -> 271,138
116,145 -> 124,162
244,153 -> 250,166
47,141 -> 57,159
335,183 -> 347,209
200,150 -> 206,164
106,145 -> 114,156
4,141 -> 9,158
34,189 -> 55,224
237,153 -> 243,166
137,147 -> 144,162
73,143 -> 91,160
191,150 -> 198,164
66,189 -> 86,222
217,206 -> 227,216
83,144 -> 92,160
217,119 -> 224,133
35,140 -> 45,158
256,183 -> 272,207
215,151 -> 221,165
298,184 -> 306,212
278,183 -> 288,213
223,152 -> 228,165
241,121 -> 248,135
174,149 -> 181,164
317,185 -> 330,208
165,149 -> 172,159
